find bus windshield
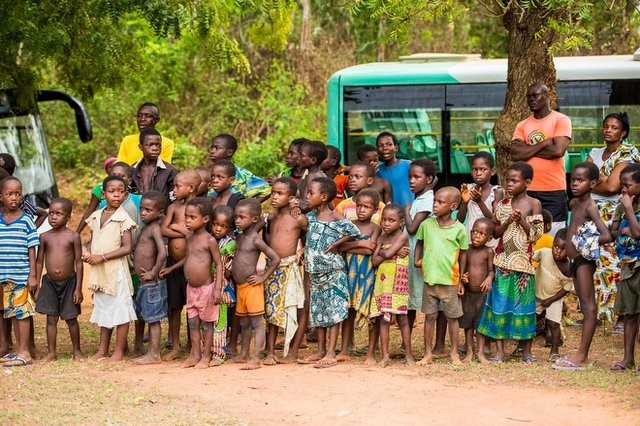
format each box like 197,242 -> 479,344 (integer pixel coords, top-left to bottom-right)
0,113 -> 55,196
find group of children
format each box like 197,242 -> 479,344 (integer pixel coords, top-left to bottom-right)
1,130 -> 639,373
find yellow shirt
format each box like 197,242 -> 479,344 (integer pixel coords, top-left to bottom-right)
116,134 -> 175,165
533,233 -> 554,251
86,206 -> 137,296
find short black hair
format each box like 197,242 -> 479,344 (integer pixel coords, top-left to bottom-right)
356,144 -> 378,161
273,176 -> 297,196
212,205 -> 234,224
350,161 -> 375,178
0,168 -> 9,181
0,176 -> 20,192
213,134 -> 238,154
141,190 -> 166,210
212,159 -> 237,178
139,127 -> 162,145
471,151 -> 495,168
236,198 -> 262,217
326,145 -> 341,163
621,163 -> 640,183
186,196 -> 214,219
472,217 -> 495,234
311,177 -> 337,202
604,112 -> 630,136
410,158 -> 437,178
508,161 -> 534,181
0,153 -> 16,175
102,175 -> 126,191
111,161 -> 133,178
355,188 -> 381,206
382,203 -> 405,221
541,209 -> 553,227
376,132 -> 398,146
138,102 -> 160,118
290,138 -> 310,150
50,197 -> 73,215
555,228 -> 567,242
573,161 -> 599,181
301,140 -> 328,166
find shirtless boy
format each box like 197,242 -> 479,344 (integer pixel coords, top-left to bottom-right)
459,218 -> 494,363
210,159 -> 245,209
132,191 -> 168,365
161,197 -> 224,368
264,177 -> 308,364
231,199 -> 281,369
161,169 -> 202,360
554,162 -> 612,371
35,198 -> 85,361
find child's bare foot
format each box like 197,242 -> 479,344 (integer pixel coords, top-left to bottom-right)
106,354 -> 125,364
209,358 -> 223,367
297,352 -> 324,364
227,355 -> 248,364
132,353 -> 162,365
335,353 -> 351,362
182,355 -> 200,368
416,354 -> 433,365
263,354 -> 277,366
133,344 -> 146,356
378,356 -> 390,368
241,359 -> 262,370
477,354 -> 490,364
43,353 -> 57,363
195,357 -> 210,369
278,354 -> 297,364
73,351 -> 87,361
405,355 -> 415,366
432,349 -> 447,359
364,355 -> 377,366
462,351 -> 474,363
313,356 -> 338,369
89,352 -> 108,361
163,346 -> 181,361
451,354 -> 462,366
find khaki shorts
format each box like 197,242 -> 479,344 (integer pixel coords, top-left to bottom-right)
421,283 -> 463,319
535,297 -> 563,324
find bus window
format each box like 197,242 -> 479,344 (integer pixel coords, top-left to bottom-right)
343,85 -> 444,169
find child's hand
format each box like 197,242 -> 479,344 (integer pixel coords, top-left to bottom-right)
469,187 -> 482,202
159,267 -> 170,278
621,227 -> 632,236
221,291 -> 232,304
324,242 -> 341,254
620,192 -> 635,209
540,298 -> 551,308
73,289 -> 83,305
289,206 -> 301,219
480,277 -> 492,293
82,254 -> 104,265
510,209 -> 522,223
267,176 -> 276,186
28,275 -> 37,294
414,258 -> 423,268
396,246 -> 410,258
460,184 -> 470,203
360,240 -> 377,250
212,287 -> 222,304
247,274 -> 266,285
139,267 -> 155,282
457,283 -> 465,296
461,272 -> 469,284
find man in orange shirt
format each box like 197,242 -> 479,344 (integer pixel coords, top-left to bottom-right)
511,83 -> 572,235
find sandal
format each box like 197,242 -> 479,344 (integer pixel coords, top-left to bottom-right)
610,361 -> 634,371
548,353 -> 561,363
522,355 -> 537,364
510,348 -> 523,358
490,356 -> 504,364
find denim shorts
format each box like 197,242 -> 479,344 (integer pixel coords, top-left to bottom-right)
134,279 -> 168,323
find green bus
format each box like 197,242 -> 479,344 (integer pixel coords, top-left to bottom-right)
326,52 -> 640,187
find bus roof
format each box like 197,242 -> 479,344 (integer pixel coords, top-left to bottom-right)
328,55 -> 640,86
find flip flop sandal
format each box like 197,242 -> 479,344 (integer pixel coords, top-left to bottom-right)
552,357 -> 586,371
523,355 -> 538,364
313,359 -> 338,369
548,353 -> 562,362
0,353 -> 17,363
4,355 -> 32,367
610,361 -> 634,371
490,356 -> 504,364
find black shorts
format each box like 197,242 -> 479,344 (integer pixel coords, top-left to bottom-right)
527,190 -> 568,222
459,290 -> 486,330
166,257 -> 187,310
569,255 -> 596,278
35,275 -> 81,320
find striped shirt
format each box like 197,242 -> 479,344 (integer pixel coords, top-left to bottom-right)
0,212 -> 39,286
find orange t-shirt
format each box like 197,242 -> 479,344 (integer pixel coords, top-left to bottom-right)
513,110 -> 572,191
332,174 -> 349,207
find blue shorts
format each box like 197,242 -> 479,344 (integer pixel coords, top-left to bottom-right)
134,279 -> 168,323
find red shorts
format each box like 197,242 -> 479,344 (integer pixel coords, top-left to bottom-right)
186,282 -> 219,322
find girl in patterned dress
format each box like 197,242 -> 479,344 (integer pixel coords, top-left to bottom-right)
367,204 -> 413,367
302,177 -> 360,368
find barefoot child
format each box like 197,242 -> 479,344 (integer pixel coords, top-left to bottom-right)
553,162 -> 611,370
161,170 -> 201,360
35,198 -> 85,361
369,204 -> 413,367
210,159 -> 245,209
459,218 -> 494,363
263,178 -> 308,364
301,177 -> 360,368
415,187 -> 468,365
209,205 -> 237,366
232,199 -> 281,370
132,191 -> 168,365
532,228 -> 572,363
337,188 -> 381,362
161,197 -> 224,368
83,176 -> 138,363
336,162 -> 385,224
610,163 -> 640,371
477,162 -> 543,364
0,177 -> 39,366
403,158 -> 437,334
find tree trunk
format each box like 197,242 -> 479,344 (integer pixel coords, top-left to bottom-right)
300,0 -> 312,51
493,2 -> 566,183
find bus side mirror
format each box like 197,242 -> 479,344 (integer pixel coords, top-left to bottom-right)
36,90 -> 93,142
